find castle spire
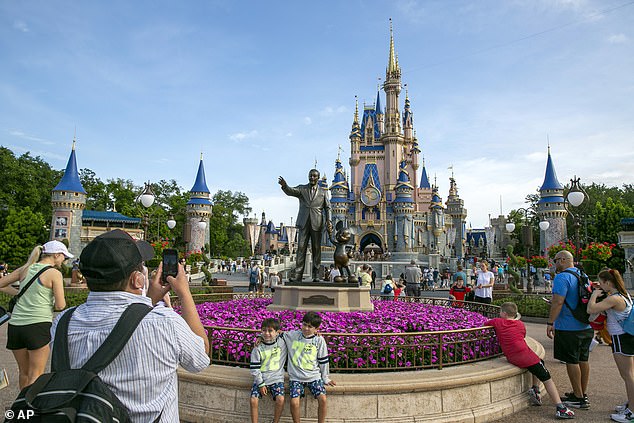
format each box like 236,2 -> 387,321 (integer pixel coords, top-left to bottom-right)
387,18 -> 400,76
190,156 -> 211,193
54,136 -> 86,194
539,147 -> 563,190
420,157 -> 430,189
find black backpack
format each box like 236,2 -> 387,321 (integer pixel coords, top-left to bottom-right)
562,269 -> 593,324
5,303 -> 153,422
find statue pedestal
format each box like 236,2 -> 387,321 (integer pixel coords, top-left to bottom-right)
267,283 -> 374,312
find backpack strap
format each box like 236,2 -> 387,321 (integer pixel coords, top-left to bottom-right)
12,265 -> 53,305
51,306 -> 79,371
561,269 -> 581,313
52,303 -> 153,373
82,302 -> 153,374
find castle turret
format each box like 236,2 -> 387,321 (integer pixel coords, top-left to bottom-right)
392,159 -> 415,251
538,146 -> 567,253
330,157 -> 350,229
186,154 -> 212,253
445,174 -> 467,259
375,89 -> 385,134
51,138 -> 86,257
349,98 -> 361,167
382,19 -> 404,191
429,185 -> 445,253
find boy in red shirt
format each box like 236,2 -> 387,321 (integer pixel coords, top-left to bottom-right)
448,276 -> 470,306
485,302 -> 574,420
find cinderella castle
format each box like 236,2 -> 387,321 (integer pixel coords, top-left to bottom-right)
325,23 -> 468,261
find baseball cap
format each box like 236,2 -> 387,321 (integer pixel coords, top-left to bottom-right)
80,229 -> 154,285
42,240 -> 74,259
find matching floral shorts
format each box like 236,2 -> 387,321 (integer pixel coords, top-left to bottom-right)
289,379 -> 326,398
250,382 -> 285,399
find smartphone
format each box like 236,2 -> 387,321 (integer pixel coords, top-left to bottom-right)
162,249 -> 179,285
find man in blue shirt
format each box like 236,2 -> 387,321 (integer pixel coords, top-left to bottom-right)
546,250 -> 592,409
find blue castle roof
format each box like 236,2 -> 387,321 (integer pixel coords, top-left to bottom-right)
375,91 -> 382,115
82,210 -> 141,223
540,150 -> 563,191
361,163 -> 381,192
190,159 -> 210,193
360,108 -> 381,141
53,145 -> 86,193
420,164 -> 430,189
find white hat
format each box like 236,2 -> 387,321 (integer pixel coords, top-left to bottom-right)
42,240 -> 74,259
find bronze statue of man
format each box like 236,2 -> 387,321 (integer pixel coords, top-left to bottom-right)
279,169 -> 333,282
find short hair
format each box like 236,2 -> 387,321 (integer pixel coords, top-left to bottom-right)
500,302 -> 518,318
303,311 -> 322,328
362,264 -> 369,271
261,318 -> 281,331
456,275 -> 464,281
410,259 -> 416,265
457,265 -> 463,271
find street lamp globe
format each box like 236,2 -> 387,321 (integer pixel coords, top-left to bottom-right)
539,221 -> 550,231
505,223 -> 516,233
567,191 -> 585,207
139,182 -> 155,208
198,219 -> 207,230
167,215 -> 177,230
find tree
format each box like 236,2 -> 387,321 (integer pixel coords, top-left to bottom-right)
0,147 -> 62,229
0,207 -> 47,265
593,197 -> 632,244
207,190 -> 252,257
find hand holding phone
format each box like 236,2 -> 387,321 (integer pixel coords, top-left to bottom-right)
162,249 -> 179,285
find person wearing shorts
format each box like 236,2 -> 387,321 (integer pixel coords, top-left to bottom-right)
1,242 -> 70,389
486,302 -> 574,419
284,312 -> 336,423
249,318 -> 287,423
587,268 -> 634,422
547,250 -> 593,409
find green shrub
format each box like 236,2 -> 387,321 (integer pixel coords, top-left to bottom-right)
493,295 -> 550,318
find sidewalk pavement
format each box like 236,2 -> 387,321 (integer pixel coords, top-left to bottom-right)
1,289 -> 625,422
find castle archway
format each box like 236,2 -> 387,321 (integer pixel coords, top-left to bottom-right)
359,233 -> 383,254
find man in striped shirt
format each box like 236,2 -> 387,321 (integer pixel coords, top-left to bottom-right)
51,230 -> 210,422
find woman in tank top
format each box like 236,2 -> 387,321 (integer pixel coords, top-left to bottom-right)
587,268 -> 633,421
0,241 -> 70,388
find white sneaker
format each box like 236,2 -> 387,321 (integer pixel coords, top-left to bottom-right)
616,403 -> 629,413
611,409 -> 634,423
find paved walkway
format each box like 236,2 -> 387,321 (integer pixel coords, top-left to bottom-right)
1,278 -> 626,422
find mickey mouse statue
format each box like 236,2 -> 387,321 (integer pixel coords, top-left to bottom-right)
329,221 -> 355,283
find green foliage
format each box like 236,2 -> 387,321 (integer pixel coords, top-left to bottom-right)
529,255 -> 548,268
581,259 -> 601,276
0,207 -> 47,265
593,197 -> 632,244
547,240 -> 578,259
208,190 -> 251,258
0,148 -> 62,223
493,295 -> 550,318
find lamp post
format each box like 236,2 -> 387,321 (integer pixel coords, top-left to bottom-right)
505,209 -> 550,293
139,182 -> 155,241
564,176 -> 588,265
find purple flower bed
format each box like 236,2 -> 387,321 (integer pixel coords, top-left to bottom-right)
196,298 -> 500,371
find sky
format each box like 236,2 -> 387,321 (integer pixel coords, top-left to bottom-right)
1,0 -> 633,229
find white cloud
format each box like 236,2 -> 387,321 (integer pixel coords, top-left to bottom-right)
8,130 -> 55,145
608,33 -> 629,44
229,130 -> 258,142
5,144 -> 65,162
319,105 -> 348,116
303,117 -> 312,125
13,20 -> 29,33
285,132 -> 293,137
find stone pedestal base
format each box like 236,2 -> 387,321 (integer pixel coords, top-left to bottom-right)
267,284 -> 374,312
